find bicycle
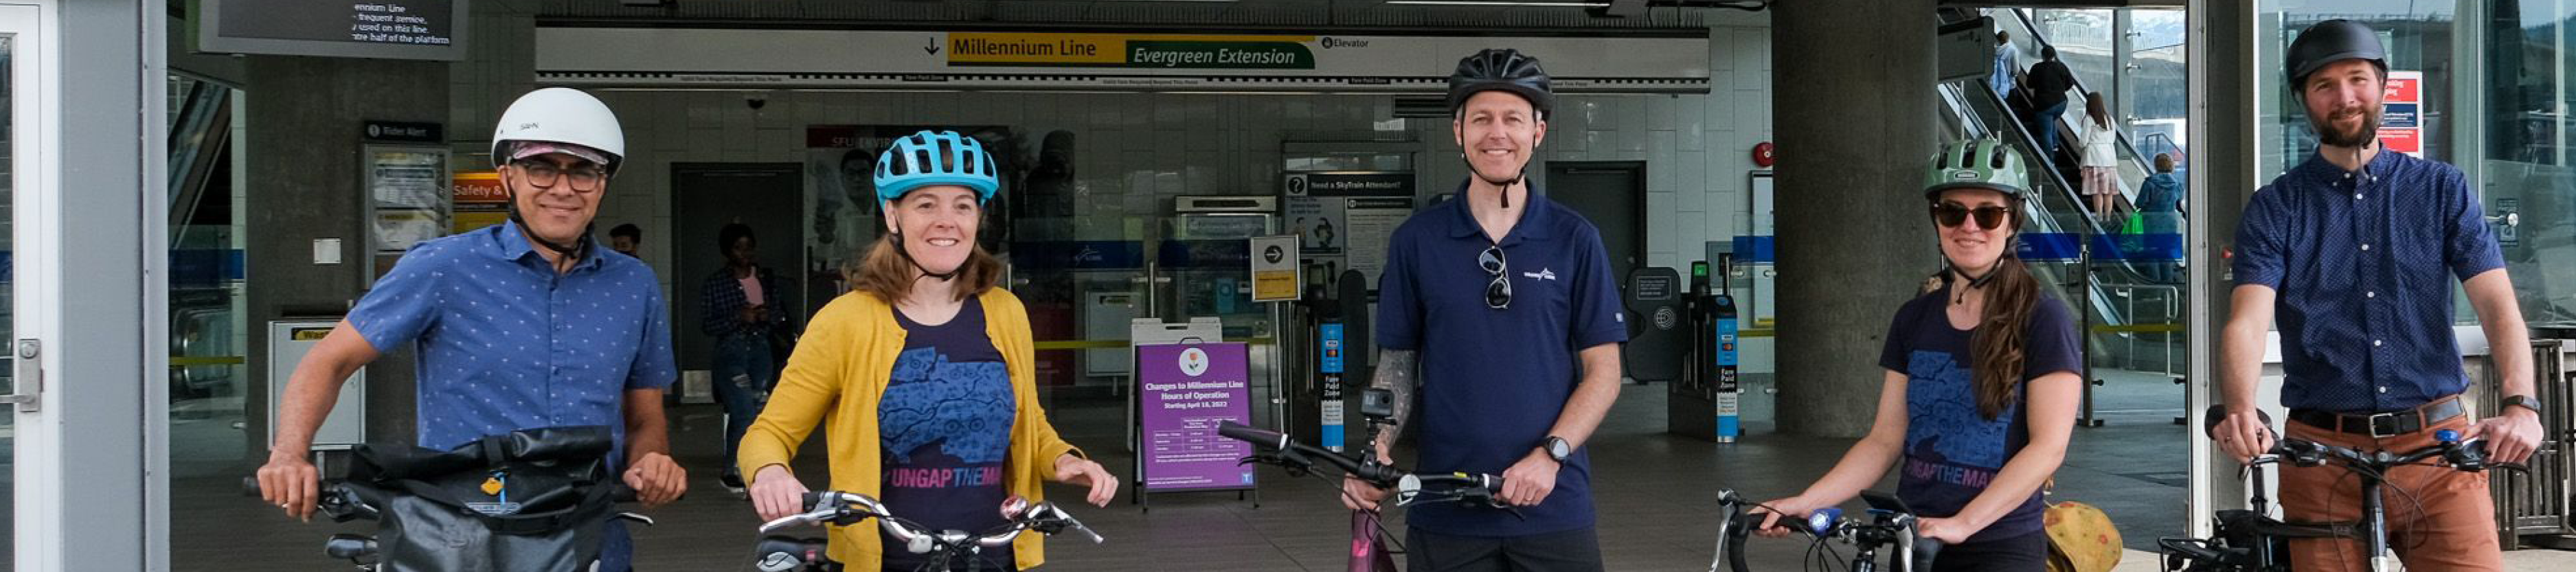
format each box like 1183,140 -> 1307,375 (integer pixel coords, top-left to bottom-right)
1708,488 -> 1944,572
749,490 -> 1103,572
242,426 -> 653,571
2158,407 -> 2526,572
1214,389 -> 1508,572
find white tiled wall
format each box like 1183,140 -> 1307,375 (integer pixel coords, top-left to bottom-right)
452,19 -> 1774,299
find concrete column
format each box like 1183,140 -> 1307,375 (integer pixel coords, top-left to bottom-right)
242,56 -> 447,455
1770,0 -> 1939,438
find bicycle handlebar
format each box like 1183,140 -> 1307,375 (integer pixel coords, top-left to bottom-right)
1218,421 -> 1408,488
762,491 -> 1103,554
1218,421 -> 1512,510
1707,490 -> 1941,572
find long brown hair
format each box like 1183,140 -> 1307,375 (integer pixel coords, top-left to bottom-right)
2083,91 -> 2112,129
1965,255 -> 2045,420
848,236 -> 1006,303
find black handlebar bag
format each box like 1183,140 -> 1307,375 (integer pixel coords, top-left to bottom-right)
341,425 -> 633,572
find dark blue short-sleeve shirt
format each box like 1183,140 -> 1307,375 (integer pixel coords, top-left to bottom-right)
2231,150 -> 2505,413
1376,183 -> 1629,537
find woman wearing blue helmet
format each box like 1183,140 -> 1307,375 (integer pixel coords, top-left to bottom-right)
738,130 -> 1117,571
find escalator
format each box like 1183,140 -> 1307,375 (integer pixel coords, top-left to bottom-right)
1938,8 -> 2185,374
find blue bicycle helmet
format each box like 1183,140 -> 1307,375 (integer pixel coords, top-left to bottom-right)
874,130 -> 1001,204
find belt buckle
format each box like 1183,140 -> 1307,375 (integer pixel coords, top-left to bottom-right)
2366,412 -> 2402,438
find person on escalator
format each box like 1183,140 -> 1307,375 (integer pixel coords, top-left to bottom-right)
2024,47 -> 2080,166
1750,137 -> 2085,572
2077,93 -> 2125,225
2134,153 -> 2184,283
737,130 -> 1118,572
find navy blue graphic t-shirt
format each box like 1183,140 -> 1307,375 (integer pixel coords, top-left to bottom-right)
881,299 -> 1018,569
1877,285 -> 2081,543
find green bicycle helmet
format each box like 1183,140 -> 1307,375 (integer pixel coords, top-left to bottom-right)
1923,137 -> 2031,201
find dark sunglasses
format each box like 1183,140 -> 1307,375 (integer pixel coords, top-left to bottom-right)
1478,245 -> 1511,310
1931,203 -> 2012,230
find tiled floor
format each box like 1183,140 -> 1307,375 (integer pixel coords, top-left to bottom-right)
157,370 -> 2576,570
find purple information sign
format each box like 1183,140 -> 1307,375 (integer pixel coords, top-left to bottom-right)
1135,343 -> 1255,490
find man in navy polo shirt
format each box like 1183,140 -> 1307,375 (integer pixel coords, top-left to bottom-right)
1344,48 -> 1627,572
256,88 -> 687,572
2215,21 -> 2540,571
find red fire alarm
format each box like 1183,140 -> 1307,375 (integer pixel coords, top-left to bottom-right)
1752,141 -> 1776,168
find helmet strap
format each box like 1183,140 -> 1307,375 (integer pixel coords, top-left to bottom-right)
1460,152 -> 1527,209
890,230 -> 961,282
504,191 -> 593,264
1945,252 -> 2012,306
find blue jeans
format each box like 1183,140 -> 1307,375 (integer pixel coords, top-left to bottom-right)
596,520 -> 633,571
2029,101 -> 2068,163
712,333 -> 777,468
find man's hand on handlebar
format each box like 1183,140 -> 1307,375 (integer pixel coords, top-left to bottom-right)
2214,407 -> 2276,464
1748,496 -> 1822,538
1340,438 -> 1397,512
1051,453 -> 1120,507
1341,474 -> 1390,512
1914,516 -> 1974,545
256,452 -> 323,523
750,464 -> 811,523
2467,407 -> 2544,465
623,451 -> 688,508
1499,448 -> 1560,507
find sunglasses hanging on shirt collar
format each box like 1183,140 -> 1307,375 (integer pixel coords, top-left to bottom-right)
1479,244 -> 1512,310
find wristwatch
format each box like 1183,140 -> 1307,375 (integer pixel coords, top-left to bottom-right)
1543,436 -> 1572,464
2502,395 -> 2544,416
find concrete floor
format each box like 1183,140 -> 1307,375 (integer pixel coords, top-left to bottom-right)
124,369 -> 2576,570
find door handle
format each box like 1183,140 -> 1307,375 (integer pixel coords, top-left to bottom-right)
2,339 -> 40,412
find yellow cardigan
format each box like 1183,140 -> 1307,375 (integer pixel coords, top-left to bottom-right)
737,288 -> 1083,570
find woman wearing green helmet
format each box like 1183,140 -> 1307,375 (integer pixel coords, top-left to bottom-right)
1752,137 -> 2085,572
737,130 -> 1118,571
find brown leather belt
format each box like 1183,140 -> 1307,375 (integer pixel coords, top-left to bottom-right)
2288,397 -> 2466,438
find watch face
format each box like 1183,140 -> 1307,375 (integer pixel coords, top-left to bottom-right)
1548,437 -> 1570,459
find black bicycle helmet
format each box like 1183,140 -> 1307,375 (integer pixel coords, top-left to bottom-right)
1448,48 -> 1552,117
2285,19 -> 2386,88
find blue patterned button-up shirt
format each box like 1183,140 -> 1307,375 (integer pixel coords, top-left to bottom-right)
2233,150 -> 2505,413
348,220 -> 678,455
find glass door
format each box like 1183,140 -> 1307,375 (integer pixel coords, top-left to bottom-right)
0,4 -> 34,569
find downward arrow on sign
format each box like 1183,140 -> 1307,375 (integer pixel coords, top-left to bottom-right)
925,37 -> 941,54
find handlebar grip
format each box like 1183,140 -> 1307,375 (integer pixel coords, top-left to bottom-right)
802,491 -> 827,510
1217,422 -> 1285,449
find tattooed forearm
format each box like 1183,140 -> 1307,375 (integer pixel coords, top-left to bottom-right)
1367,350 -> 1419,454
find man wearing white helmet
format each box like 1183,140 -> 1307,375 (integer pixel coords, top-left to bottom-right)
256,87 -> 686,571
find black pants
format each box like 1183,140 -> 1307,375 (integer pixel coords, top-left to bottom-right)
1405,526 -> 1604,572
1927,530 -> 2049,572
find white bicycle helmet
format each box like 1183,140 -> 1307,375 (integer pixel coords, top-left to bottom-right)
490,87 -> 625,172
